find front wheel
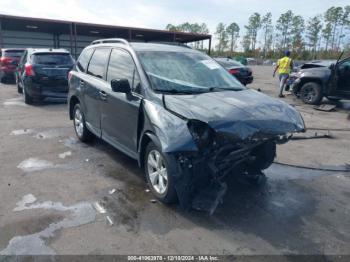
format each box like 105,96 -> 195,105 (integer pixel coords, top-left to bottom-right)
144,142 -> 177,203
300,82 -> 323,105
73,103 -> 94,142
252,141 -> 276,170
326,96 -> 341,102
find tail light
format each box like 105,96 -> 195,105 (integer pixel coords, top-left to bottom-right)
68,71 -> 73,82
25,63 -> 35,76
229,69 -> 239,74
0,57 -> 12,65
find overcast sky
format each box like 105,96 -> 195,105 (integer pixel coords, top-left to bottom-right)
0,0 -> 348,47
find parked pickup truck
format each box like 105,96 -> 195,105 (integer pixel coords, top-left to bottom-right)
292,54 -> 350,104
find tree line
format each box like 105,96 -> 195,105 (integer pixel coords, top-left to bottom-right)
166,6 -> 350,60
165,22 -> 209,49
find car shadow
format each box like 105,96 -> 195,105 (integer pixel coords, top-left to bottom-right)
32,97 -> 68,106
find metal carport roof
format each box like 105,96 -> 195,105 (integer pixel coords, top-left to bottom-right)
0,14 -> 212,57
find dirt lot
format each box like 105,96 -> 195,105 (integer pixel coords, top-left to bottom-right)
0,65 -> 350,256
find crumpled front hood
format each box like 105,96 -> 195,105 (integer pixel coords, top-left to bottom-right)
164,89 -> 305,140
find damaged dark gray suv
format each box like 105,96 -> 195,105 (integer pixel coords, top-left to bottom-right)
68,39 -> 305,212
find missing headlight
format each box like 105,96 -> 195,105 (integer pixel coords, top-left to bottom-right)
187,120 -> 215,150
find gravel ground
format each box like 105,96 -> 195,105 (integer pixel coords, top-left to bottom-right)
0,66 -> 349,256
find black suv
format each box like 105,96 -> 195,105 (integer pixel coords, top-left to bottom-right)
292,56 -> 350,104
68,39 -> 305,211
17,48 -> 74,104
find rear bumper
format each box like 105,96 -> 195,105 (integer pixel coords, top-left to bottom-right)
0,70 -> 16,79
237,75 -> 253,85
24,78 -> 68,99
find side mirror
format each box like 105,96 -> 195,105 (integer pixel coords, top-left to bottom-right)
329,64 -> 335,71
111,78 -> 131,93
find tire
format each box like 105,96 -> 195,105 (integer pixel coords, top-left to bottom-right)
291,85 -> 299,97
17,81 -> 23,94
245,172 -> 267,186
252,141 -> 276,170
144,142 -> 177,204
326,96 -> 341,102
24,88 -> 33,105
300,82 -> 323,105
73,103 -> 94,142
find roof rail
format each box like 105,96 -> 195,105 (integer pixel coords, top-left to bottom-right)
90,38 -> 129,46
147,41 -> 192,49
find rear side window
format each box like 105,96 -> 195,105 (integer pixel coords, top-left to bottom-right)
77,48 -> 94,72
87,48 -> 111,79
3,50 -> 25,58
32,53 -> 74,65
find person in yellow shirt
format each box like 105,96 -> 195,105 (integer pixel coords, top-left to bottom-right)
273,50 -> 294,98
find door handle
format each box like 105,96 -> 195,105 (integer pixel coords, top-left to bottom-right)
79,80 -> 85,85
99,90 -> 108,101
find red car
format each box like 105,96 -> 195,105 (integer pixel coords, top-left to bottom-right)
0,48 -> 25,83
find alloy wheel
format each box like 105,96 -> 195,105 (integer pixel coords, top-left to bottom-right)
147,150 -> 168,194
74,108 -> 84,137
302,86 -> 316,102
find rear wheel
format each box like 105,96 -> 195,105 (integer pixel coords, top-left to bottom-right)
24,88 -> 33,104
17,79 -> 23,94
144,142 -> 177,203
73,103 -> 94,142
300,82 -> 323,105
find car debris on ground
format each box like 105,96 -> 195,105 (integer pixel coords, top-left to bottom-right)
313,104 -> 337,112
93,201 -> 107,214
108,188 -> 116,195
106,216 -> 114,226
291,131 -> 333,140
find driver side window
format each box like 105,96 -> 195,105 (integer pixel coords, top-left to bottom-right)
107,49 -> 141,92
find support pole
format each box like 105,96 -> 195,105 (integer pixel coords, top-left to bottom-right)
57,34 -> 60,48
69,23 -> 73,55
74,23 -> 77,58
208,36 -> 212,55
53,34 -> 58,48
0,19 -> 3,48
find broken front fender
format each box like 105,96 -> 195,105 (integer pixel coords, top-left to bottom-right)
142,100 -> 198,153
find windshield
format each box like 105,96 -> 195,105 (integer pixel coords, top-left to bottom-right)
32,53 -> 74,65
137,51 -> 244,93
